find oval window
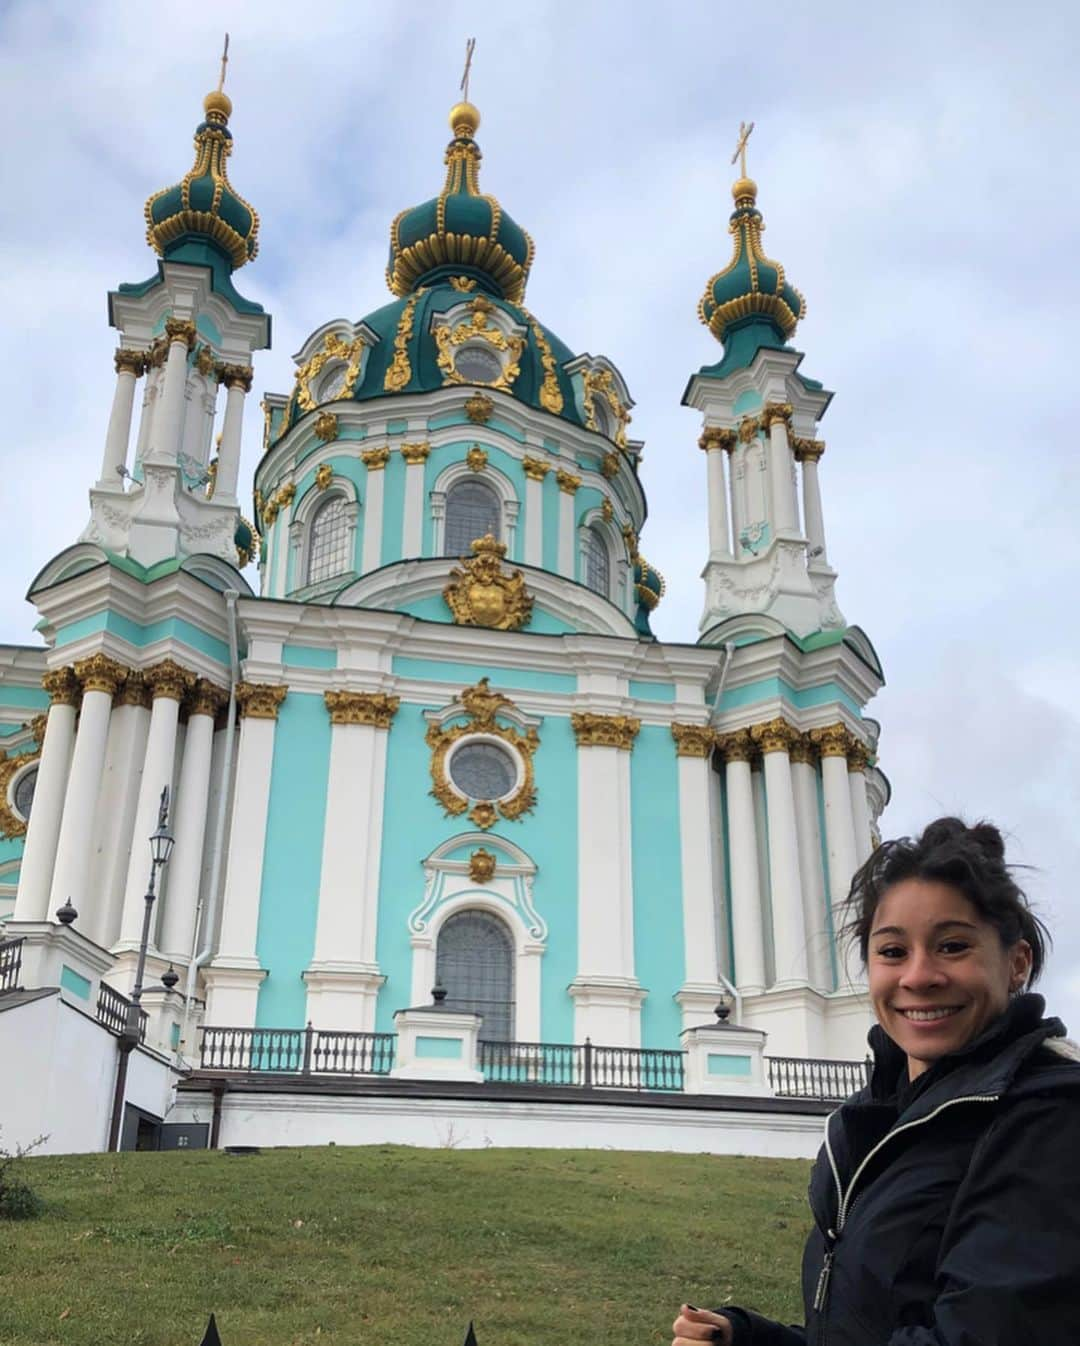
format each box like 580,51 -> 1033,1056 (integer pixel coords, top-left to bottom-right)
449,740 -> 517,800
454,346 -> 503,385
317,363 -> 348,402
12,764 -> 37,822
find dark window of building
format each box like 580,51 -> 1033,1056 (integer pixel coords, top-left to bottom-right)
444,479 -> 500,556
436,910 -> 514,1042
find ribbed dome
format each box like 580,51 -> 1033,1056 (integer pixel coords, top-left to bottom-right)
386,103 -> 535,304
698,178 -> 804,344
145,90 -> 259,271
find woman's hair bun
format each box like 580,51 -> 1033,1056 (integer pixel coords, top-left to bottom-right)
968,822 -> 1006,861
919,816 -> 1005,862
920,817 -> 971,849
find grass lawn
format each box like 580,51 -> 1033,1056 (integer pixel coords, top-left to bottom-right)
0,1146 -> 812,1346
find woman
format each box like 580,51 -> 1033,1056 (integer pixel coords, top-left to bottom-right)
672,816 -> 1080,1345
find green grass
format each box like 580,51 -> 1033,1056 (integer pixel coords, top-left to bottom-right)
0,1147 -> 812,1346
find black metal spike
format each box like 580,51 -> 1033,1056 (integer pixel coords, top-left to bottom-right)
463,1321 -> 478,1346
199,1313 -> 223,1346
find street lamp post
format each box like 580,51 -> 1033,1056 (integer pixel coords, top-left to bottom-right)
107,787 -> 176,1152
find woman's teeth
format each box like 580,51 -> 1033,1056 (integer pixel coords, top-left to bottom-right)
898,1007 -> 960,1021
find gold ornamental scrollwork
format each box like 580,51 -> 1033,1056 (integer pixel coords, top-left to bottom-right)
383,290 -> 423,393
296,332 -> 365,411
555,469 -> 581,495
464,393 -> 494,424
738,414 -> 760,443
74,654 -> 128,697
468,847 -> 498,884
0,738 -> 40,840
525,314 -> 564,414
521,455 -> 550,481
236,682 -> 288,720
314,413 -> 339,443
750,717 -> 801,755
465,445 -> 488,472
671,723 -> 717,758
810,723 -> 855,759
42,667 -> 79,707
443,535 -> 533,632
601,498 -> 614,522
435,296 -> 526,392
582,369 -> 630,448
600,452 -> 620,480
314,463 -> 334,491
571,712 -> 641,751
324,691 -> 401,729
426,678 -> 539,830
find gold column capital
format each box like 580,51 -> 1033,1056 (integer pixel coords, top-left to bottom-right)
401,441 -> 432,465
698,426 -> 737,453
750,716 -> 800,755
188,678 -> 229,719
555,469 -> 582,495
42,667 -> 79,707
793,437 -> 825,463
219,363 -> 254,392
361,446 -> 391,472
847,740 -> 872,773
73,653 -> 128,697
324,690 -> 401,728
810,722 -> 856,758
788,732 -> 817,766
114,671 -> 152,709
522,455 -> 551,481
571,712 -> 640,750
164,317 -> 197,350
236,682 -> 288,720
737,414 -> 760,443
762,401 -> 794,428
716,728 -> 755,764
144,659 -> 197,703
114,347 -> 147,377
671,723 -> 716,758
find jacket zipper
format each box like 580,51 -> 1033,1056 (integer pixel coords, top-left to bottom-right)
812,1092 -> 1000,1344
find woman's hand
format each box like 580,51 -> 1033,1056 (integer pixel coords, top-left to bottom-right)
673,1303 -> 732,1346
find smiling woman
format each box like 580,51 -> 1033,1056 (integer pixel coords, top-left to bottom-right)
673,817 -> 1080,1346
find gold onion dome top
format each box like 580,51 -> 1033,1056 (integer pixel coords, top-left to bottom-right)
386,101 -> 535,304
698,175 -> 805,344
144,87 -> 259,271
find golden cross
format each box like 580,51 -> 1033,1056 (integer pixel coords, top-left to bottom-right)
217,32 -> 230,93
731,120 -> 755,177
460,36 -> 476,102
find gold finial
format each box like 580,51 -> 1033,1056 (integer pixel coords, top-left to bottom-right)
449,38 -> 480,139
204,33 -> 232,121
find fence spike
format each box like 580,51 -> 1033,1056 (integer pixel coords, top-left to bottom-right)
463,1321 -> 478,1346
199,1314 -> 222,1346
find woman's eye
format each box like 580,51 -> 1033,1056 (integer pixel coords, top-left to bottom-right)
876,945 -> 905,959
940,941 -> 970,955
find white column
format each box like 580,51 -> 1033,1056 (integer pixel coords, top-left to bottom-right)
215,365 -> 252,502
49,656 -> 128,918
848,744 -> 874,866
522,459 -> 547,568
798,442 -> 828,564
205,683 -> 286,1025
13,671 -> 79,921
98,350 -> 144,488
116,661 -> 195,951
569,713 -> 642,1045
700,430 -> 734,557
304,693 -> 398,1030
360,448 -> 388,572
812,725 -> 862,990
730,444 -> 747,553
764,404 -> 799,537
146,318 -> 195,466
159,681 -> 225,963
752,721 -> 809,987
718,732 -> 766,995
401,443 -> 430,557
270,487 -> 295,598
133,358 -> 161,470
556,471 -> 579,578
790,743 -> 833,992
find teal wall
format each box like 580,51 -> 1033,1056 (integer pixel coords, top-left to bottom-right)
52,612 -> 229,665
392,657 -> 574,694
254,693 -> 331,1027
631,727 -> 685,1048
719,675 -> 863,720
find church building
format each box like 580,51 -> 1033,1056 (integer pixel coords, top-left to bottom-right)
0,69 -> 889,1152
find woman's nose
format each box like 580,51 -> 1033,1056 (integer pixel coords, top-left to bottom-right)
900,947 -> 946,988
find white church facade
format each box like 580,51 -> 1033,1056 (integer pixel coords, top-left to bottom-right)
0,76 -> 889,1153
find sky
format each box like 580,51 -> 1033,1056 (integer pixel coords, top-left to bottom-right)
1,2 -> 1078,1026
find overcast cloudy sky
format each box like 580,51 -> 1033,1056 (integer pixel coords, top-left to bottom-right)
2,3 -> 1077,1025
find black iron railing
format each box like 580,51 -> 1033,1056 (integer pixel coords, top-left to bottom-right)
0,936 -> 23,993
478,1038 -> 685,1092
96,982 -> 148,1043
767,1055 -> 870,1102
200,1023 -> 395,1076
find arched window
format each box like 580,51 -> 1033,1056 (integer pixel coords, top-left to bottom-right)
583,526 -> 610,598
307,495 -> 351,585
444,478 -> 500,556
436,909 -> 515,1042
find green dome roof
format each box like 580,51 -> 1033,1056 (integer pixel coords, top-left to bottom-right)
699,178 -> 804,344
386,103 -> 534,304
145,90 -> 259,271
234,516 -> 257,567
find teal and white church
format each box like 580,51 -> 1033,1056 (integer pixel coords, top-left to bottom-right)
0,76 -> 889,1151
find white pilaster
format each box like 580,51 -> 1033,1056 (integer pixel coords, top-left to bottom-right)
730,443 -> 746,551
146,319 -> 194,467
159,683 -> 224,964
752,722 -> 809,987
813,726 -> 862,990
798,444 -> 828,565
49,656 -> 128,921
304,692 -> 398,1031
98,351 -> 144,489
790,751 -> 833,992
848,754 -> 874,867
673,727 -> 728,1029
556,472 -> 579,578
401,444 -> 429,557
764,405 -> 799,537
523,469 -> 545,567
718,733 -> 766,995
214,370 -> 248,502
569,713 -> 642,1045
360,451 -> 387,573
700,430 -> 734,558
13,673 -> 79,922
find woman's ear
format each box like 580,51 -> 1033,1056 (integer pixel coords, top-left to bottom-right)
1009,939 -> 1033,992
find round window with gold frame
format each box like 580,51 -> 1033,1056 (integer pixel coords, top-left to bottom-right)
453,344 -> 504,386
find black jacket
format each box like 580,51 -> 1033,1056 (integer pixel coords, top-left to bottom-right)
721,995 -> 1080,1345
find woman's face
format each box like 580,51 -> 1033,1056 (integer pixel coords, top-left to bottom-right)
867,877 -> 1032,1079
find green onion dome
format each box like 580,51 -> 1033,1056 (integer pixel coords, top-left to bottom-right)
387,103 -> 535,303
634,555 -> 666,612
234,516 -> 257,568
145,90 -> 259,271
698,177 -> 805,344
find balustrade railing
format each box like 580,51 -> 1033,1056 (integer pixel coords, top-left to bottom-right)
0,936 -> 23,993
767,1055 -> 870,1101
96,982 -> 148,1043
478,1038 -> 685,1092
200,1023 -> 395,1077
